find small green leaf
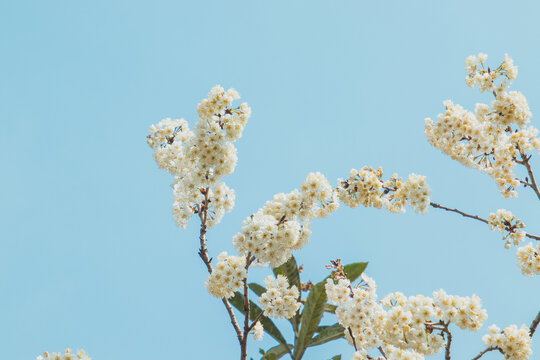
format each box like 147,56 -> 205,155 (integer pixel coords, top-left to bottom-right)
294,281 -> 327,359
324,303 -> 337,314
329,355 -> 341,360
262,344 -> 293,360
249,282 -> 267,297
229,292 -> 288,346
308,323 -> 345,347
343,262 -> 368,283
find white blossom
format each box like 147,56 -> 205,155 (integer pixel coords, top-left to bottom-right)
36,349 -> 91,360
426,54 -> 540,198
516,242 -> 540,277
327,275 -> 487,357
233,172 -> 337,267
483,324 -> 532,360
258,275 -> 300,319
488,209 -> 526,249
337,167 -> 431,214
147,86 -> 251,228
253,321 -> 264,341
204,252 -> 247,299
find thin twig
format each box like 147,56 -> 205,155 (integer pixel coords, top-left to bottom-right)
430,202 -> 540,241
197,188 -> 244,347
444,322 -> 452,360
240,252 -> 252,360
348,327 -> 358,352
530,310 -> 540,337
517,149 -> 540,201
430,202 -> 489,224
471,346 -> 502,360
378,346 -> 387,359
247,311 -> 264,333
518,178 -> 535,188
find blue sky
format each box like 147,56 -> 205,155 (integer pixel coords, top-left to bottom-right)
1,1 -> 539,359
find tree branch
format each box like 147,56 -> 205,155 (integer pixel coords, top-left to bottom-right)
247,311 -> 264,333
529,310 -> 540,337
517,149 -> 540,201
240,252 -> 252,360
471,346 -> 502,360
430,202 -> 540,241
444,323 -> 452,360
197,188 -> 244,348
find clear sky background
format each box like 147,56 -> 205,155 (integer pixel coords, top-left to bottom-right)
1,1 -> 539,359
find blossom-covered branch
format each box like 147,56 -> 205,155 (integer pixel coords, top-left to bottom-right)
430,201 -> 539,276
429,202 -> 539,241
425,53 -> 540,199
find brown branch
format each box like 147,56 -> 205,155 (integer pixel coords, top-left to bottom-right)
518,178 -> 535,188
517,149 -> 540,201
197,188 -> 244,350
430,202 -> 540,241
348,327 -> 358,351
443,322 -> 452,360
430,202 -> 489,224
247,311 -> 264,333
530,310 -> 540,337
240,252 -> 252,360
471,346 -> 503,360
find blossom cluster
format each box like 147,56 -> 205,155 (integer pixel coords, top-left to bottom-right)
486,209 -> 539,276
204,252 -> 247,299
516,242 -> 540,277
483,324 -> 532,360
425,54 -> 540,198
337,167 -> 431,214
258,275 -> 301,319
488,209 -> 526,248
232,168 -> 429,268
252,321 -> 264,341
233,172 -> 338,267
36,349 -> 91,360
326,274 -> 488,359
465,53 -> 518,92
147,85 -> 251,228
353,345 -> 424,360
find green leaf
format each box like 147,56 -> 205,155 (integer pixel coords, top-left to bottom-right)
308,323 -> 346,347
229,292 -> 288,346
343,262 -> 368,283
261,344 -> 293,360
294,281 -> 327,359
273,255 -> 301,293
273,256 -> 302,333
329,356 -> 341,360
249,282 -> 267,297
324,303 -> 337,314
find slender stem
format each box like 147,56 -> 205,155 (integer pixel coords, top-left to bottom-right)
348,327 -> 358,352
240,252 -> 252,360
430,202 -> 488,224
430,202 -> 540,241
444,323 -> 453,360
197,188 -> 244,349
517,149 -> 540,201
247,311 -> 264,332
378,346 -> 387,359
471,346 -> 502,360
530,310 -> 540,337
